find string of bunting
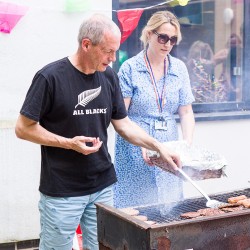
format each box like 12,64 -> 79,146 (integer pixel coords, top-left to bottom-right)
1,0 -> 242,35
114,0 -> 190,43
0,0 -> 188,35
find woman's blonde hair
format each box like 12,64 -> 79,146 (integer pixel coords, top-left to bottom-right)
140,11 -> 182,49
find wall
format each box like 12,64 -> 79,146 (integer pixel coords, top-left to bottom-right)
0,0 -> 112,243
182,119 -> 250,198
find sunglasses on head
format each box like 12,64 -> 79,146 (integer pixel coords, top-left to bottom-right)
153,30 -> 178,46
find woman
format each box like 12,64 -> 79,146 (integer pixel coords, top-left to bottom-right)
114,11 -> 195,208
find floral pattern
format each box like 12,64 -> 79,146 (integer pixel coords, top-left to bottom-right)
113,51 -> 195,208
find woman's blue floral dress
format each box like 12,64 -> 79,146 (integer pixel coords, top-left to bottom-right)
113,51 -> 195,208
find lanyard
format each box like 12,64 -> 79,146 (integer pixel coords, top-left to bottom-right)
144,52 -> 167,117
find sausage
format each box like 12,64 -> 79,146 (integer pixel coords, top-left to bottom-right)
133,215 -> 148,221
228,195 -> 248,204
119,208 -> 140,216
241,199 -> 250,208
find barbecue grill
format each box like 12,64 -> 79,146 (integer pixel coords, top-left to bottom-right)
96,188 -> 250,250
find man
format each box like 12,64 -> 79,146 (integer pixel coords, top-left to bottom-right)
15,13 -> 181,250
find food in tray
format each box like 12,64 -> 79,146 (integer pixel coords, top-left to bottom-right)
147,141 -> 227,181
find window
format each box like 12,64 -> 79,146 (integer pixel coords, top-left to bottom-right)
113,0 -> 250,116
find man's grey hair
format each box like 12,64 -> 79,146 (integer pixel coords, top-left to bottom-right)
77,13 -> 121,46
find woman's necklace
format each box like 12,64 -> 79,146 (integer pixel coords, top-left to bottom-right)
144,51 -> 168,130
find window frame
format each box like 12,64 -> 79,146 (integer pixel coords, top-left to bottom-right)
112,0 -> 250,120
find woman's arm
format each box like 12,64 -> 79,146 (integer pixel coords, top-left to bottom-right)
178,104 -> 195,145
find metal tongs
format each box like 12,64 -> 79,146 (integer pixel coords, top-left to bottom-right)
177,168 -> 227,208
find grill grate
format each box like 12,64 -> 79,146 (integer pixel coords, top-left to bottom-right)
135,188 -> 250,224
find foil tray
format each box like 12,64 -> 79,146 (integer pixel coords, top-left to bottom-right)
147,141 -> 227,180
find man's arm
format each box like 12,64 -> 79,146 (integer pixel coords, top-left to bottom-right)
111,116 -> 181,171
15,114 -> 102,155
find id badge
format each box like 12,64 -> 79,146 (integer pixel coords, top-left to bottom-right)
154,120 -> 168,130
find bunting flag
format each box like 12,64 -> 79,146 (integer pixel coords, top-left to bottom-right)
0,1 -> 28,33
0,0 -> 190,37
64,0 -> 91,12
117,9 -> 144,44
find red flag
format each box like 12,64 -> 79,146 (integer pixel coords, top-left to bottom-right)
117,9 -> 144,44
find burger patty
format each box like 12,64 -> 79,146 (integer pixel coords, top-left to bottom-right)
197,208 -> 225,216
221,205 -> 244,212
180,211 -> 202,219
228,195 -> 248,204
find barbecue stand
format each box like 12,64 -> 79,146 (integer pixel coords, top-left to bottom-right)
96,188 -> 250,250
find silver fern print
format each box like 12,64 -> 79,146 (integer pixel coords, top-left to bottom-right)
75,86 -> 101,108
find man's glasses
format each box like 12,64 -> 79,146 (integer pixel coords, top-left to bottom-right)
153,30 -> 178,46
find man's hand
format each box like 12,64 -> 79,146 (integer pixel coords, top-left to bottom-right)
157,144 -> 182,172
70,136 -> 103,155
144,144 -> 182,173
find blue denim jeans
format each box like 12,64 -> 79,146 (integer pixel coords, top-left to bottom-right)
38,185 -> 113,250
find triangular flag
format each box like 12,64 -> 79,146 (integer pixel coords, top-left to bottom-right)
0,1 -> 28,33
117,9 -> 144,44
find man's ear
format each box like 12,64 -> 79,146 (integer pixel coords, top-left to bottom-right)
82,38 -> 91,50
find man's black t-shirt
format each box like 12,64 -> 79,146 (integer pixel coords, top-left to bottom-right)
20,57 -> 127,197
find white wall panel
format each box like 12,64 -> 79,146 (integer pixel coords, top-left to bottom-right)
0,0 -> 112,243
